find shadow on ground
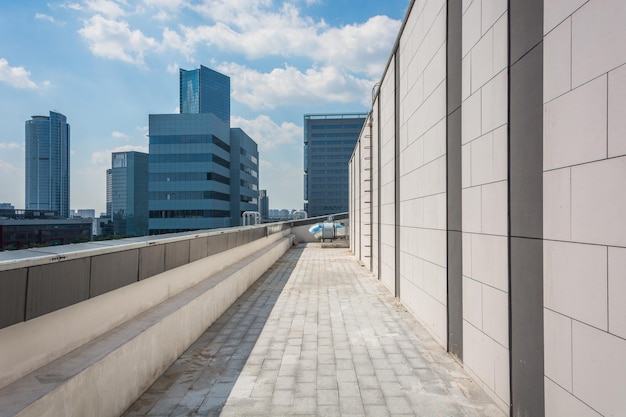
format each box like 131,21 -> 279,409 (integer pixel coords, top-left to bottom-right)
122,245 -> 303,417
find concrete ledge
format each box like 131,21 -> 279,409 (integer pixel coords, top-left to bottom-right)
0,232 -> 293,417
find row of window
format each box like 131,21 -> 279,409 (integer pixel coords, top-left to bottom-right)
240,179 -> 258,191
148,172 -> 231,185
149,191 -> 230,201
241,196 -> 258,204
149,135 -> 230,152
310,155 -> 352,160
311,133 -> 360,138
241,164 -> 258,178
310,138 -> 356,145
310,124 -> 364,130
309,147 -> 355,153
240,148 -> 258,164
149,210 -> 230,219
306,169 -> 347,175
149,153 -> 231,168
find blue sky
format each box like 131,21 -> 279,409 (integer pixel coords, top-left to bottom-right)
0,0 -> 407,213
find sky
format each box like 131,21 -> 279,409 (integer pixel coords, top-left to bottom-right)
0,0 -> 408,214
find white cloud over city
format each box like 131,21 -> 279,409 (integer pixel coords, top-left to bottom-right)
0,0 -> 405,210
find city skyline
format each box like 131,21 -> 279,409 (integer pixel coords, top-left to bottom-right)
0,1 -> 408,213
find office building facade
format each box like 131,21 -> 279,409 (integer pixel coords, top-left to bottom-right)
149,66 -> 258,234
105,169 -> 112,219
25,111 -> 70,218
180,65 -> 230,124
259,190 -> 269,221
304,113 -> 367,217
111,151 -> 149,236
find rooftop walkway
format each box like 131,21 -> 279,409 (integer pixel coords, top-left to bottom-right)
123,243 -> 505,417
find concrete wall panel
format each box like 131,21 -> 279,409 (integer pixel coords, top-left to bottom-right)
189,236 -> 209,262
0,269 -> 27,328
139,245 -> 165,280
26,259 -> 91,320
165,241 -> 190,271
90,249 -> 139,297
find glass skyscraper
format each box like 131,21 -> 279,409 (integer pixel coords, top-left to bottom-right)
303,113 -> 367,217
111,151 -> 149,236
179,65 -> 230,124
149,66 -> 258,234
25,111 -> 70,218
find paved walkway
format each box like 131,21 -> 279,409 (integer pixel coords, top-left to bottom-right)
123,244 -> 506,417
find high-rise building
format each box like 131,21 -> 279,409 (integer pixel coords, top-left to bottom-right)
259,189 -> 269,221
25,111 -> 70,218
179,65 -> 230,124
105,168 -> 112,219
303,113 -> 367,217
111,151 -> 149,236
149,66 -> 258,234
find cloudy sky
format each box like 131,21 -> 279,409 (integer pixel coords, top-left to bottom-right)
0,0 -> 407,213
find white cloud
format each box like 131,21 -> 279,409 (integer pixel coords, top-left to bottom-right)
60,2 -> 83,11
78,15 -> 158,65
142,0 -> 187,9
85,0 -> 126,18
112,131 -> 128,139
0,58 -> 49,89
35,13 -> 56,23
231,114 -> 301,151
166,61 -> 179,74
218,62 -> 373,110
312,15 -> 400,77
0,142 -> 22,150
176,3 -> 399,77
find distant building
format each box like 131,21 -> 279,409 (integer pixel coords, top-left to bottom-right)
148,66 -> 258,234
25,111 -> 70,218
105,168 -> 112,219
259,190 -> 269,221
73,209 -> 96,218
0,210 -> 91,251
303,113 -> 367,217
0,203 -> 14,210
111,151 -> 149,236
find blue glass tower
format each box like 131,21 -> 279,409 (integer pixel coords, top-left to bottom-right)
179,65 -> 230,124
304,113 -> 367,217
25,111 -> 70,218
149,66 -> 258,234
111,151 -> 149,236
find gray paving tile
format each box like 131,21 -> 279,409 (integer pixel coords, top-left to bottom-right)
122,244 -> 507,417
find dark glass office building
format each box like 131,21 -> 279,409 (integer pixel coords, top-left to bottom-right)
180,65 -> 230,124
149,66 -> 258,234
303,113 -> 367,217
25,111 -> 70,218
111,151 -> 149,236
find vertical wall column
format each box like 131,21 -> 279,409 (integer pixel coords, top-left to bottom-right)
446,0 -> 463,361
394,49 -> 401,299
508,0 -> 544,416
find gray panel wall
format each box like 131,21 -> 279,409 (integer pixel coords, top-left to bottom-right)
189,236 -> 209,262
165,241 -> 190,271
90,250 -> 139,297
26,259 -> 91,320
509,0 -> 544,415
0,269 -> 27,328
139,245 -> 166,280
0,226 -> 273,329
446,0 -> 463,361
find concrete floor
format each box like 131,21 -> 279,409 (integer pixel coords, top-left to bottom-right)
123,243 -> 506,417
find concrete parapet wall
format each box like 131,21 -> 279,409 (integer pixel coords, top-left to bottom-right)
0,226 -> 273,329
0,231 -> 293,417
